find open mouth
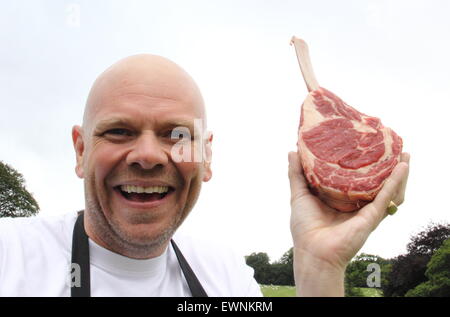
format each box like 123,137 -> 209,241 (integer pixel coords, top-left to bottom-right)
115,185 -> 174,203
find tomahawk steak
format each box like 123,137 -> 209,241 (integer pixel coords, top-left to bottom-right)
291,37 -> 403,212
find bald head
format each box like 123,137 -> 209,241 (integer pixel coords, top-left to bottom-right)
83,54 -> 206,134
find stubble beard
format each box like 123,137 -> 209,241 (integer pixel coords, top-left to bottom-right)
84,181 -> 184,259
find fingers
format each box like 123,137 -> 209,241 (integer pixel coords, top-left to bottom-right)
288,151 -> 310,202
401,152 -> 410,164
360,155 -> 410,228
395,152 -> 410,206
376,161 -> 409,210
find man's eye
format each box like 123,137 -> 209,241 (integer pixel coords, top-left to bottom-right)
167,128 -> 194,140
104,129 -> 133,136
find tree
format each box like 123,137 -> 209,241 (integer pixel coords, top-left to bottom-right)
245,248 -> 295,286
382,222 -> 450,297
0,161 -> 39,217
382,253 -> 429,297
407,223 -> 450,256
271,248 -> 294,286
245,252 -> 271,284
406,238 -> 450,297
279,248 -> 293,266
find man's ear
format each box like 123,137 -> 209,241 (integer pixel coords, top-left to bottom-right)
202,131 -> 213,182
72,125 -> 85,179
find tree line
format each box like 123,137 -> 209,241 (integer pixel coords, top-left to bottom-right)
246,222 -> 450,297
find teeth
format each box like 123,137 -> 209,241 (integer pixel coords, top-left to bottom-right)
120,185 -> 169,194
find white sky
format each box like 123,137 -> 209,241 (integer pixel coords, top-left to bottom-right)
1,0 -> 449,262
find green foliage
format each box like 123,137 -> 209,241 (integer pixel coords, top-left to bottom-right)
406,238 -> 450,297
405,280 -> 450,297
269,262 -> 294,286
407,223 -> 450,256
0,161 -> 39,218
270,248 -> 294,286
383,222 -> 450,297
278,248 -> 293,266
345,278 -> 363,297
382,254 -> 429,297
425,238 -> 450,280
245,252 -> 272,284
246,248 -> 295,286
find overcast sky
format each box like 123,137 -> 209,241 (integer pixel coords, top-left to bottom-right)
1,0 -> 449,262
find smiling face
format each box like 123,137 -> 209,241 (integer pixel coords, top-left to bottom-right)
72,55 -> 212,259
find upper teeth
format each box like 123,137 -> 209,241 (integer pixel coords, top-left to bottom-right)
120,185 -> 169,194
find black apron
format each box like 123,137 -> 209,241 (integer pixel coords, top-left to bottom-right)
70,211 -> 207,297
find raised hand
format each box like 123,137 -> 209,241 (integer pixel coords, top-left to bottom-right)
288,151 -> 410,296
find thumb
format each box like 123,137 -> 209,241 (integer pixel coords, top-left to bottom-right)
288,151 -> 310,202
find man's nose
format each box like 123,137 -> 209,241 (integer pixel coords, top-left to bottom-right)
126,132 -> 169,170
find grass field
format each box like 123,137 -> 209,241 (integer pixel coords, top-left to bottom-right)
354,287 -> 383,297
260,285 -> 296,297
260,285 -> 383,297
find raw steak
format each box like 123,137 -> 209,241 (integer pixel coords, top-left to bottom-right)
291,37 -> 403,212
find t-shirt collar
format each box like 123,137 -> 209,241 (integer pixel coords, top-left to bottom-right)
88,238 -> 168,277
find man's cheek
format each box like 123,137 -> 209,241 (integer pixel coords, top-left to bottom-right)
176,161 -> 202,179
85,159 -> 110,199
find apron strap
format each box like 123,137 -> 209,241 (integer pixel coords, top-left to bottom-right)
171,240 -> 208,297
71,211 -> 90,297
71,211 -> 208,297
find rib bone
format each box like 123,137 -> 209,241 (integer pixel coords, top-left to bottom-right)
290,36 -> 319,92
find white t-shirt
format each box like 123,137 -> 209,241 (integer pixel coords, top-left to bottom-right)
0,211 -> 262,297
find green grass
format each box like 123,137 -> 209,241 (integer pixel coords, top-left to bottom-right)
260,285 -> 296,297
260,285 -> 383,297
354,287 -> 383,297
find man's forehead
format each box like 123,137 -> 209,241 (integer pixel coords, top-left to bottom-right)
83,54 -> 205,130
98,85 -> 203,114
99,73 -> 200,104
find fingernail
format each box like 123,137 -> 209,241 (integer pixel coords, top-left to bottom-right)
403,152 -> 410,164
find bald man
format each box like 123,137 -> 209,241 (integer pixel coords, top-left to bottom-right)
0,54 -> 410,297
0,55 -> 260,297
